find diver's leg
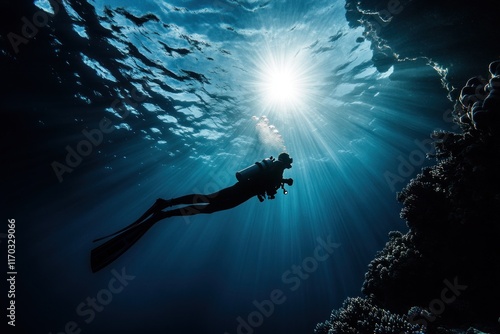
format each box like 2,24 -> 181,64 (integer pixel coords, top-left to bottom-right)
162,191 -> 251,218
156,183 -> 243,210
169,193 -> 213,206
130,199 -> 169,226
168,183 -> 243,207
162,206 -> 202,218
129,193 -> 213,227
130,184 -> 243,222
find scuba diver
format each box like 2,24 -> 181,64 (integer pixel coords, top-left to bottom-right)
91,152 -> 294,272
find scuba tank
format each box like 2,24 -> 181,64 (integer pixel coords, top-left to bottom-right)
236,156 -> 275,182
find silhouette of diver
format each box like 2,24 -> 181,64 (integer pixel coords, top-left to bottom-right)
91,153 -> 293,272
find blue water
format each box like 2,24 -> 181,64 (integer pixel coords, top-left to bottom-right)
4,0 -> 456,333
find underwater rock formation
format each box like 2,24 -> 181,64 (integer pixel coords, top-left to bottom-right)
315,61 -> 500,333
344,0 -> 500,98
458,62 -> 500,133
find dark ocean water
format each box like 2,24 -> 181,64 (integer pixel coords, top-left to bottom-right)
2,0 -> 487,333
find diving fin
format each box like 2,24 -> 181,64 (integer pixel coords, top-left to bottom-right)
90,216 -> 158,273
92,199 -> 171,243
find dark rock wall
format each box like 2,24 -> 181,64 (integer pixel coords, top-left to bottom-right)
315,1 -> 500,332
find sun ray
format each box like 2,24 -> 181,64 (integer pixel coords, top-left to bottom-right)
248,42 -> 325,119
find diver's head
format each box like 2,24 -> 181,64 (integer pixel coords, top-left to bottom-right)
278,152 -> 293,168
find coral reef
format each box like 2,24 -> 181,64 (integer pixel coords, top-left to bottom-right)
315,297 -> 425,334
316,61 -> 500,333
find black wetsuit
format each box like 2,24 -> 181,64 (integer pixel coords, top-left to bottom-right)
91,159 -> 291,272
163,160 -> 288,218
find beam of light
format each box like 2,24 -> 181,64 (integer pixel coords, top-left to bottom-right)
249,43 -> 326,119
259,54 -> 303,107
